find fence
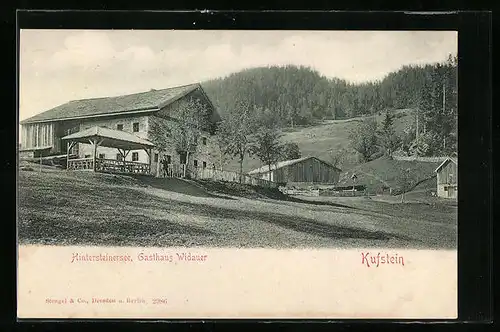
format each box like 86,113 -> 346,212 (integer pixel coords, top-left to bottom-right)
319,189 -> 370,197
157,165 -> 277,188
164,164 -> 187,178
392,156 -> 449,163
192,168 -> 279,188
282,188 -> 370,197
282,188 -> 320,196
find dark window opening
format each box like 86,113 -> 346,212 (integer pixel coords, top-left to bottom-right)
179,153 -> 187,164
194,160 -> 198,168
154,153 -> 159,162
117,124 -> 123,131
84,154 -> 91,158
166,155 -> 172,164
202,161 -> 207,169
132,152 -> 139,161
202,137 -> 207,145
98,153 -> 105,159
133,122 -> 140,132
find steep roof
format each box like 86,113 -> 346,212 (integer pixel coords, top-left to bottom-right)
434,157 -> 458,173
62,126 -> 155,150
20,83 -> 204,124
248,156 -> 341,175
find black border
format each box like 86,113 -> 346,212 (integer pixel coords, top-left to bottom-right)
4,9 -> 493,329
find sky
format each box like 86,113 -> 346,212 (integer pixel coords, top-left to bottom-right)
19,30 -> 457,121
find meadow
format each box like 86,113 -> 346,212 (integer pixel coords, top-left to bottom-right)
17,166 -> 457,249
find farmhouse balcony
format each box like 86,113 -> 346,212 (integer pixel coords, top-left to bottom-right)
62,126 -> 155,176
67,157 -> 151,175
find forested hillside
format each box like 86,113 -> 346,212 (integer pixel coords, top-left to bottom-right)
200,55 -> 457,174
202,55 -> 457,127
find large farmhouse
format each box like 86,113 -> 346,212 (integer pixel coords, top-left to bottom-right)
248,156 -> 342,186
435,157 -> 458,199
19,83 -> 222,177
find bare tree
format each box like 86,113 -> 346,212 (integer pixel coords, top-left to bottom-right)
249,127 -> 283,182
329,147 -> 347,169
219,102 -> 256,182
149,116 -> 172,177
214,121 -> 234,171
349,117 -> 379,163
397,167 -> 415,203
280,142 -> 301,160
150,98 -> 209,178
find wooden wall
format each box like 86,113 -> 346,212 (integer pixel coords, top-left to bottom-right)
437,161 -> 458,185
21,123 -> 55,150
272,158 -> 340,184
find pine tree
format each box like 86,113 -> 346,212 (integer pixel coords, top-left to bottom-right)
380,111 -> 400,158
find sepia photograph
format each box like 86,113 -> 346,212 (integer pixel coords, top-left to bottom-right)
17,29 -> 458,319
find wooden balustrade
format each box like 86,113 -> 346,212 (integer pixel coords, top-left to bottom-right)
67,158 -> 94,171
67,157 -> 151,175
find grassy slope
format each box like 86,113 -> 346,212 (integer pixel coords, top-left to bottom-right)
18,167 -> 456,249
224,109 -> 415,173
338,156 -> 440,194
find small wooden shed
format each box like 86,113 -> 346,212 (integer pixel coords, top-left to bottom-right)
247,156 -> 341,186
435,157 -> 458,199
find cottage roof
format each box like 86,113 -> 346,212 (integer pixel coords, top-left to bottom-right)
62,126 -> 155,151
247,156 -> 341,175
20,83 -> 208,124
434,157 -> 458,173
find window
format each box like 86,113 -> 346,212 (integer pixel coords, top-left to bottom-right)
194,160 -> 198,168
154,153 -> 159,162
117,124 -> 123,131
98,153 -> 105,159
84,154 -> 91,158
132,152 -> 139,161
202,137 -> 207,145
179,153 -> 187,164
166,155 -> 171,164
116,154 -> 123,161
133,122 -> 139,132
202,161 -> 207,169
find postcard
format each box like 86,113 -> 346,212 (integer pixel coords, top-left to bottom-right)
17,29 -> 458,319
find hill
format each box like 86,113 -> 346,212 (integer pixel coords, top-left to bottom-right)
338,156 -> 440,194
201,60 -> 457,172
222,109 -> 415,173
202,59 -> 456,128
